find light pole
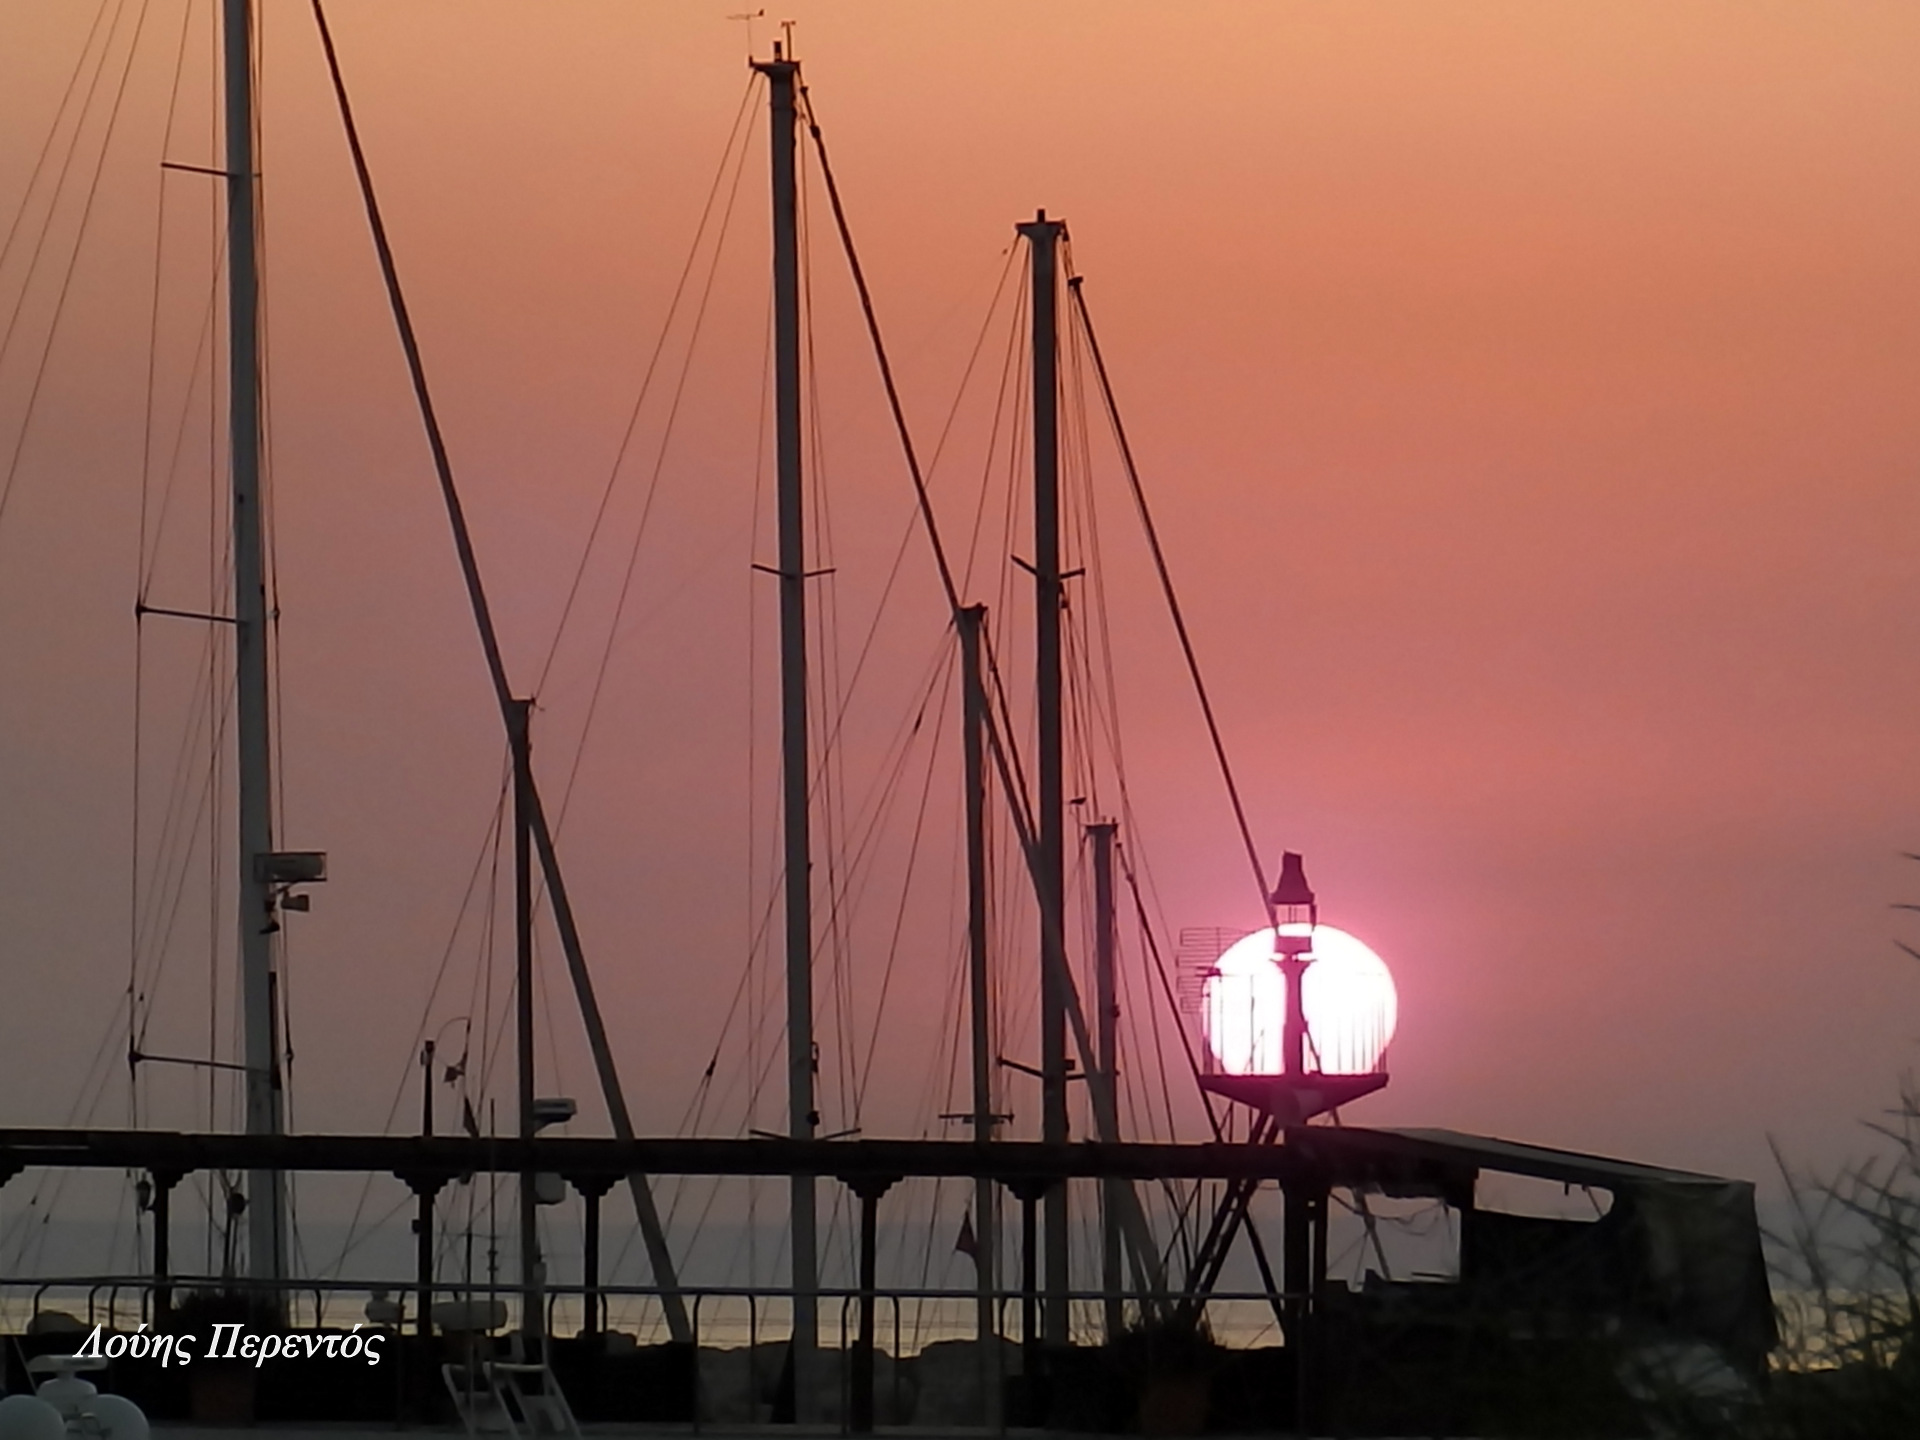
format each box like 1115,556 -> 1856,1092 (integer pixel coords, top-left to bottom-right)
1271,852 -> 1317,1082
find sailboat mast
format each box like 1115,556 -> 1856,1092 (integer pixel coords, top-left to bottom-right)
752,42 -> 819,1411
958,606 -> 998,1375
1090,820 -> 1123,1339
1017,209 -> 1070,1345
513,700 -> 540,1343
222,0 -> 286,1289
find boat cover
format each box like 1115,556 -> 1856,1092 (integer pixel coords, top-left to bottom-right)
1294,1124 -> 1778,1369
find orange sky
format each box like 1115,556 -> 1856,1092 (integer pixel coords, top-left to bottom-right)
4,0 -> 1920,1217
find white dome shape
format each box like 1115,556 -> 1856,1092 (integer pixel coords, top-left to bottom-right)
31,1375 -> 95,1421
81,1394 -> 150,1440
0,1395 -> 68,1440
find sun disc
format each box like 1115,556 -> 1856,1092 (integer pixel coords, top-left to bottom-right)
1201,924 -> 1397,1076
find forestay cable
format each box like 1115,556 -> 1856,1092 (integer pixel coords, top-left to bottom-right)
1068,275 -> 1277,929
309,0 -> 692,1342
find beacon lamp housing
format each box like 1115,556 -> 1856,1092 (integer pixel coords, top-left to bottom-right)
1193,851 -> 1394,1122
1269,851 -> 1316,958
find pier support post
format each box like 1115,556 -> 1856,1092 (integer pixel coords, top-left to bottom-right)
841,1174 -> 899,1434
1283,1168 -> 1330,1439
1003,1176 -> 1054,1418
572,1175 -> 617,1340
401,1172 -> 448,1339
147,1168 -> 184,1328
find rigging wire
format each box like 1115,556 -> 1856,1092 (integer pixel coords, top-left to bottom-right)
648,87 -> 1036,1282
138,190 -> 230,595
961,262 -> 1026,605
695,630 -> 958,1145
795,84 -> 960,613
0,0 -> 116,286
127,0 -> 200,1135
849,643 -> 958,1115
744,274 -> 774,1289
801,79 -> 1056,971
0,0 -> 157,536
131,589 -> 230,1003
1067,271 -> 1278,931
531,76 -> 759,696
541,88 -> 761,836
1058,271 -> 1207,1265
312,8 -> 701,1315
797,119 -> 860,1168
3,0 -> 182,1271
324,771 -> 510,1276
0,0 -> 124,373
1066,283 -> 1374,1322
803,113 -> 1051,915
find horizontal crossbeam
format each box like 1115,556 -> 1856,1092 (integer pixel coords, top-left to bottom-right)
0,1128 -> 1373,1186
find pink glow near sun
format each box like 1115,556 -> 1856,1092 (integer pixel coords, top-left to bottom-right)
1203,924 -> 1398,1077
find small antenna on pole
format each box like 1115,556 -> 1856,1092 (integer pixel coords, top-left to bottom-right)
781,18 -> 797,58
727,8 -> 764,57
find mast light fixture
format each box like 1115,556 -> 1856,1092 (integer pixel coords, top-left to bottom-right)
1270,850 -> 1316,958
254,851 -> 327,886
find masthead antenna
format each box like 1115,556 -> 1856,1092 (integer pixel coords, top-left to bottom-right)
726,8 -> 764,55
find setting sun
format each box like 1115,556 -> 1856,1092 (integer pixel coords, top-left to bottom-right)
1203,924 -> 1398,1077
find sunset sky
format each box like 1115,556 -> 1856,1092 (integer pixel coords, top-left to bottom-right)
3,0 -> 1919,1245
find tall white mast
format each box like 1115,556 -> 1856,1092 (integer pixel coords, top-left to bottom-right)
222,0 -> 286,1287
